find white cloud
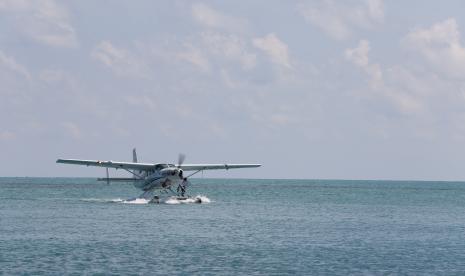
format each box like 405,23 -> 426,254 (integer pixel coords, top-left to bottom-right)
201,32 -> 257,70
175,32 -> 257,75
366,0 -> 384,21
0,50 -> 32,102
0,50 -> 31,79
173,31 -> 295,84
345,40 -> 425,114
0,0 -> 28,10
253,33 -> 292,69
345,39 -> 382,88
299,0 -> 384,40
191,2 -> 247,32
176,44 -> 211,72
345,40 -> 370,67
404,18 -> 465,79
0,0 -> 78,48
91,41 -> 150,78
0,130 -> 15,141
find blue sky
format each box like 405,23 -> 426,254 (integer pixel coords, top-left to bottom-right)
1,0 -> 465,180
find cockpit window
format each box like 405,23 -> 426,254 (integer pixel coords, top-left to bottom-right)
154,164 -> 169,170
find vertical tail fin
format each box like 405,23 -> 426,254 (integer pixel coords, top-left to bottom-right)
132,148 -> 138,179
133,148 -> 138,163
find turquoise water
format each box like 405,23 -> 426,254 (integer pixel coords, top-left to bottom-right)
2,178 -> 465,275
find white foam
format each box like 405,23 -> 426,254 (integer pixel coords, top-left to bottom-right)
165,197 -> 182,204
82,195 -> 211,205
165,195 -> 211,204
196,195 -> 211,203
110,198 -> 124,203
122,198 -> 150,204
81,198 -> 124,203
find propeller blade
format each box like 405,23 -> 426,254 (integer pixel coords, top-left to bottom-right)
177,153 -> 186,167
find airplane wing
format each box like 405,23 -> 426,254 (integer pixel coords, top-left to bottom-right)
57,159 -> 261,171
56,159 -> 156,171
179,164 -> 261,171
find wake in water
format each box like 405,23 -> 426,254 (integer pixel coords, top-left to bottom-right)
80,198 -> 124,203
122,198 -> 150,204
165,195 -> 211,205
81,195 -> 211,205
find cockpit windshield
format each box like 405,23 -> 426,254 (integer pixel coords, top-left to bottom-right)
154,164 -> 170,170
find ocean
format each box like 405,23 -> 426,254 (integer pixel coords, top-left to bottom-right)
1,178 -> 465,275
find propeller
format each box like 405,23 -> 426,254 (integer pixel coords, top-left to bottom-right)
176,153 -> 186,179
177,153 -> 186,168
175,153 -> 192,196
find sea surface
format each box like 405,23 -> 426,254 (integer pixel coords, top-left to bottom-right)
1,178 -> 465,275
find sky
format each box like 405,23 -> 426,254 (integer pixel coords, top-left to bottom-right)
1,0 -> 465,180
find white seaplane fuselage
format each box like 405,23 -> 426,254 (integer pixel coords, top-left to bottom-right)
134,165 -> 184,191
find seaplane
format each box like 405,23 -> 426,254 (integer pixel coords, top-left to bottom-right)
56,149 -> 261,203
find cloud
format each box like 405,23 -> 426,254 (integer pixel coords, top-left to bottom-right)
299,0 -> 384,40
404,18 -> 465,79
191,2 -> 247,32
165,4 -> 293,82
91,41 -> 150,78
200,32 -> 257,70
0,130 -> 15,141
345,39 -> 382,88
176,44 -> 211,72
345,40 -> 424,114
0,50 -> 31,79
174,32 -> 258,77
0,0 -> 78,48
252,33 -> 292,69
0,50 -> 32,102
